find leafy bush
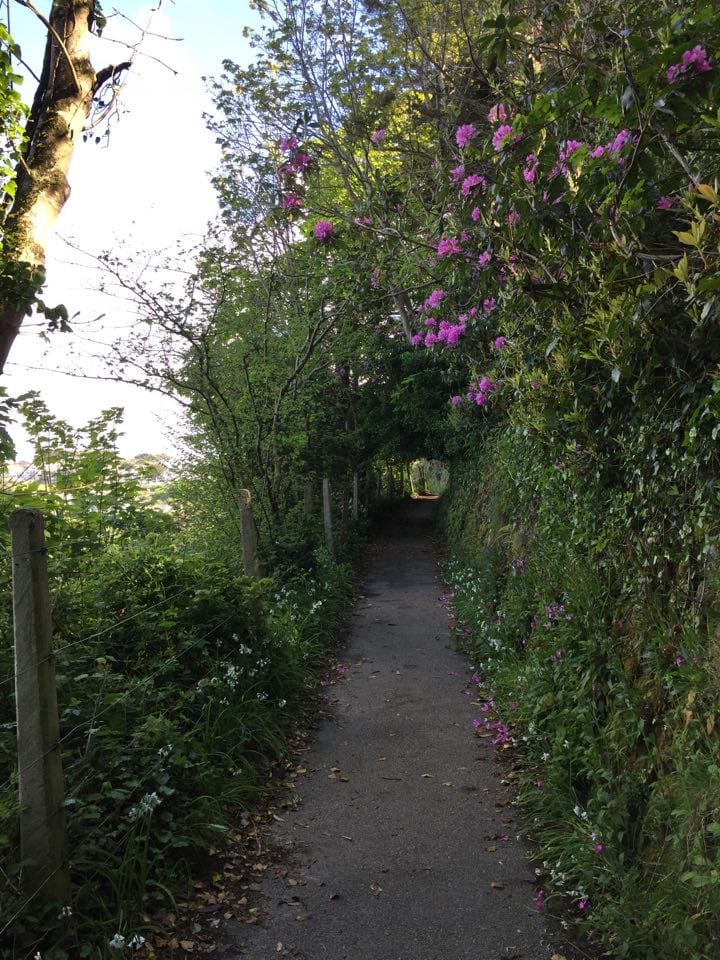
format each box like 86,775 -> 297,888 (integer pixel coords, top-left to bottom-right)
444,428 -> 720,959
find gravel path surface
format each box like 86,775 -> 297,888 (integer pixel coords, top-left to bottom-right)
227,498 -> 556,960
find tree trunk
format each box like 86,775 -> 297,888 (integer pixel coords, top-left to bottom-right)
0,1 -> 100,373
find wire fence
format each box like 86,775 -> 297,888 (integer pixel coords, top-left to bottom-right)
1,508 -> 257,954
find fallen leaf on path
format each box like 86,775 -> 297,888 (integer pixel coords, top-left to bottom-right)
376,756 -> 387,761
180,940 -> 195,951
276,944 -> 284,953
442,781 -> 453,787
295,911 -> 312,921
421,773 -> 434,778
342,835 -> 353,841
339,774 -> 350,782
485,845 -> 497,852
490,881 -> 505,890
370,883 -> 382,896
329,892 -> 341,901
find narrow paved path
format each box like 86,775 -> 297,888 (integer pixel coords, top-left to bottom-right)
229,499 -> 555,960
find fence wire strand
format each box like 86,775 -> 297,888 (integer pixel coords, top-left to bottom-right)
1,584 -> 197,690
0,613 -> 238,796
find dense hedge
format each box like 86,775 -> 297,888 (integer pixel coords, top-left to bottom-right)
443,428 -> 720,960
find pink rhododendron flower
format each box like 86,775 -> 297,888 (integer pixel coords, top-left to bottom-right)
523,153 -> 539,184
450,164 -> 465,183
578,899 -> 588,911
450,395 -> 462,406
608,129 -> 631,154
424,332 -> 438,346
455,123 -> 478,148
292,152 -> 312,172
314,220 -> 336,241
281,193 -> 302,209
493,336 -> 506,349
507,209 -> 521,227
590,145 -> 605,158
483,297 -> 497,314
461,173 -> 487,196
423,289 -> 446,311
279,135 -> 299,153
424,317 -> 437,327
657,195 -> 676,210
559,139 -> 585,162
487,102 -> 508,124
492,123 -> 518,151
370,128 -> 387,144
410,333 -> 423,346
437,235 -> 462,258
667,45 -> 712,83
471,206 -> 481,222
594,843 -> 604,854
477,250 -> 492,269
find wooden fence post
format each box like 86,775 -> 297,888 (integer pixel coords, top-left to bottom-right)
322,478 -> 335,557
238,490 -> 259,578
10,509 -> 70,905
303,480 -> 314,517
352,471 -> 359,521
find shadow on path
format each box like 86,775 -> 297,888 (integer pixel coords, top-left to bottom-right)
227,499 -> 555,960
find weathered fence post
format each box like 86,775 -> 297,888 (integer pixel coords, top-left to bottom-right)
352,471 -> 359,521
10,509 -> 70,904
322,478 -> 335,557
238,489 -> 259,578
303,480 -> 314,517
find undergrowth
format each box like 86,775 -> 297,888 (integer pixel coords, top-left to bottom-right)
443,428 -> 720,960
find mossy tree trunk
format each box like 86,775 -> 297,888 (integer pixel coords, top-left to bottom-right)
0,1 -> 101,373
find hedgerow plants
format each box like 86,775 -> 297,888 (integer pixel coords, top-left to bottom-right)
443,428 -> 720,959
1,405 -> 354,959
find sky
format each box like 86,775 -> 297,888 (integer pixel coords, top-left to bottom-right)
3,0 -> 261,459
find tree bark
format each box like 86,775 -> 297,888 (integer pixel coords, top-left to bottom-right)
0,1 -> 100,373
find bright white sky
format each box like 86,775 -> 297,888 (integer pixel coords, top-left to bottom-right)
3,0 -> 260,459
